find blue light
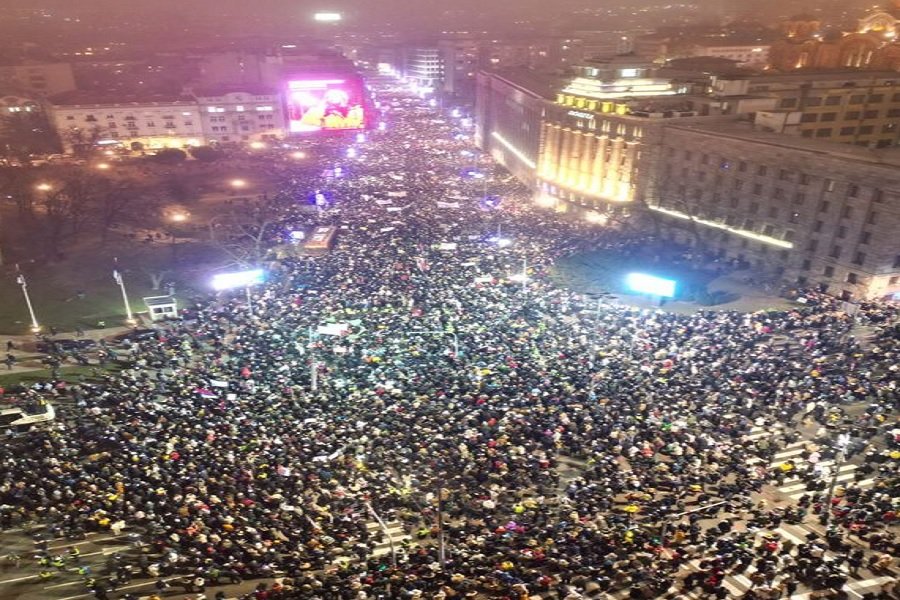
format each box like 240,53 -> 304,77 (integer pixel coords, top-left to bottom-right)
625,273 -> 677,298
211,269 -> 265,291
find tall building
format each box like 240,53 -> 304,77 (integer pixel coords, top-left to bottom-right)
404,48 -> 443,93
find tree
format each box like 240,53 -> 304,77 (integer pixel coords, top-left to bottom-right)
188,145 -> 224,162
153,148 -> 187,164
61,125 -> 107,157
92,177 -> 163,245
208,200 -> 280,268
0,110 -> 59,164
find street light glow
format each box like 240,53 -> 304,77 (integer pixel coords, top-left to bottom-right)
249,141 -> 266,150
35,183 -> 52,191
96,162 -> 111,170
211,269 -> 266,291
314,11 -> 342,21
291,151 -> 307,159
230,179 -> 247,189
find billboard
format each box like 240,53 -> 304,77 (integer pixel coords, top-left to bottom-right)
285,79 -> 365,133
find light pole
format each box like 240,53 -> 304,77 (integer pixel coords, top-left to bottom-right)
821,432 -> 851,527
15,272 -> 40,332
365,502 -> 397,568
112,267 -> 136,325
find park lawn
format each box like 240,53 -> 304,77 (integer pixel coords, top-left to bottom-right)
0,241 -> 221,335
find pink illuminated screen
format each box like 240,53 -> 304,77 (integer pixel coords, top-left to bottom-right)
286,79 -> 365,132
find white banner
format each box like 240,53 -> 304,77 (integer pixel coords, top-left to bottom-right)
317,323 -> 350,336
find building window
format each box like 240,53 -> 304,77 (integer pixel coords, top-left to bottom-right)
756,165 -> 767,176
863,110 -> 878,119
847,184 -> 858,197
749,201 -> 760,214
768,206 -> 779,218
846,273 -> 858,284
852,252 -> 866,265
780,98 -> 797,108
801,259 -> 811,271
738,161 -> 747,172
829,245 -> 841,258
820,112 -> 837,122
789,212 -> 800,224
858,231 -> 870,244
807,239 -> 818,251
894,254 -> 900,268
869,94 -> 884,103
815,128 -> 833,137
839,126 -> 855,135
837,225 -> 847,238
762,225 -> 774,236
784,230 -> 795,242
802,130 -> 814,138
824,179 -> 835,192
845,111 -> 860,120
752,184 -> 762,195
824,266 -> 834,277
146,121 -> 155,127
818,201 -> 830,213
773,188 -> 784,200
841,206 -> 852,218
793,192 -> 805,204
849,94 -> 865,104
824,96 -> 842,105
872,190 -> 883,203
858,125 -> 874,134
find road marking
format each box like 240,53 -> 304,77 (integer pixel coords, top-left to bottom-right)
0,573 -> 39,585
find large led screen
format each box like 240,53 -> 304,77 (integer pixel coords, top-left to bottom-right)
286,79 -> 365,133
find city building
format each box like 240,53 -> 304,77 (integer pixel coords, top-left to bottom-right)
742,71 -> 900,148
651,122 -> 900,300
46,93 -> 204,152
475,66 -> 900,299
192,88 -> 285,144
403,48 -> 443,93
0,62 -> 77,96
768,2 -> 900,71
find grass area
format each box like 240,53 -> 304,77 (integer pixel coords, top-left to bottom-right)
0,240 -> 220,335
0,364 -> 123,389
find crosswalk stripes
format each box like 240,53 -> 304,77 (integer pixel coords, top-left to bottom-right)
366,520 -> 410,559
743,427 -> 879,501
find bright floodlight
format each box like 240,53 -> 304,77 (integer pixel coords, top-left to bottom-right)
625,273 -> 677,298
314,12 -> 342,22
346,147 -> 357,158
495,237 -> 512,248
355,132 -> 366,143
212,269 -> 265,291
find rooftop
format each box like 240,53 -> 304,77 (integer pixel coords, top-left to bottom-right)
48,90 -> 195,107
668,120 -> 900,169
486,68 -> 566,100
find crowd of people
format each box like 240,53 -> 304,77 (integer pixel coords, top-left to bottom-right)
0,81 -> 898,600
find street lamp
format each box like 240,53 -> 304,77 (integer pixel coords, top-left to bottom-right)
290,151 -> 306,160
230,179 -> 247,190
112,267 -> 136,325
35,183 -> 52,192
821,432 -> 851,527
15,273 -> 40,332
96,162 -> 111,170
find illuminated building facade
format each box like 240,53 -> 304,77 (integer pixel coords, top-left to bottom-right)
193,89 -> 285,144
768,2 -> 900,71
47,95 -> 204,152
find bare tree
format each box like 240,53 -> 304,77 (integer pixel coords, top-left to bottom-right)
208,200 -> 280,268
93,177 -> 162,245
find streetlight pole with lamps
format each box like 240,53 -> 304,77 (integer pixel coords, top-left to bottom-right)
112,265 -> 136,325
15,271 -> 40,332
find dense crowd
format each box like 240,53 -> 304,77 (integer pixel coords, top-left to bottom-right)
1,83 -> 898,600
